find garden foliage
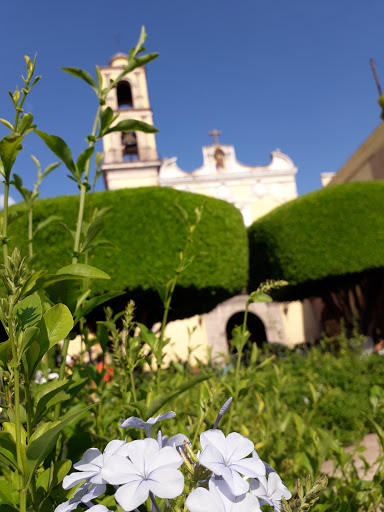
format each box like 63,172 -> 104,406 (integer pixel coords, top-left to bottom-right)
248,182 -> 384,335
248,181 -> 384,294
8,186 -> 248,321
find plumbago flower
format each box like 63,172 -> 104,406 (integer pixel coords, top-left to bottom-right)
62,439 -> 129,492
186,476 -> 261,512
55,481 -> 107,512
101,437 -> 184,511
55,402 -> 293,512
249,463 -> 292,512
199,429 -> 266,495
120,411 -> 176,437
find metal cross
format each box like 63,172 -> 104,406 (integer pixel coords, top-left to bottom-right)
209,129 -> 222,145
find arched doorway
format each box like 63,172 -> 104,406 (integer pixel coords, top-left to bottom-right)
116,80 -> 133,109
226,311 -> 268,364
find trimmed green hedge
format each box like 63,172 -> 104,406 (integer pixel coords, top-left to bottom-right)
9,187 -> 248,320
248,182 -> 384,299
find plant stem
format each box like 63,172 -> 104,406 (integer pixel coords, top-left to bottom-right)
149,492 -> 161,512
2,181 -> 10,266
8,318 -> 24,509
54,337 -> 70,421
226,299 -> 250,434
129,366 -> 137,403
28,207 -> 33,259
72,106 -> 100,264
72,184 -> 87,264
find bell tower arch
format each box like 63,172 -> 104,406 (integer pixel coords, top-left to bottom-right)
100,53 -> 161,189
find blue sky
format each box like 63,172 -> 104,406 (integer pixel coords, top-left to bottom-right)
0,0 -> 383,202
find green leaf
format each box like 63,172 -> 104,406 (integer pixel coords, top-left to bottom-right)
12,173 -> 30,203
22,341 -> 41,378
137,323 -> 158,353
57,263 -> 110,280
26,405 -> 93,482
248,291 -> 273,303
0,480 -> 16,506
0,119 -> 13,131
41,303 -> 74,348
18,113 -> 34,134
34,130 -> 76,174
129,26 -> 147,61
103,119 -> 158,135
0,133 -> 25,180
95,65 -> 103,92
19,269 -> 47,298
145,373 -> 212,418
31,154 -> 42,178
14,294 -> 42,330
7,209 -> 25,226
76,146 -> 94,176
0,340 -> 11,370
3,422 -> 27,446
33,215 -> 62,236
0,432 -> 19,471
95,152 -> 104,169
131,52 -> 159,71
34,379 -> 70,422
100,107 -> 115,135
43,161 -> 61,178
74,290 -> 125,324
24,304 -> 73,376
19,326 -> 39,357
36,459 -> 72,493
61,67 -> 97,93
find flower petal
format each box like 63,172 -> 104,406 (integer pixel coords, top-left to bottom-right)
166,433 -> 189,450
226,432 -> 254,462
54,498 -> 80,512
115,480 -> 150,511
199,445 -> 226,475
73,447 -> 103,471
231,456 -> 266,478
249,478 -> 270,501
120,416 -> 146,429
62,471 -> 97,489
268,472 -> 292,501
221,466 -> 249,496
81,483 -> 106,502
104,439 -> 127,460
127,438 -> 159,474
237,493 -> 262,512
149,446 -> 183,472
87,507 -> 111,512
156,411 -> 176,422
148,468 -> 184,498
186,487 -> 225,512
200,429 -> 227,455
101,455 -> 141,485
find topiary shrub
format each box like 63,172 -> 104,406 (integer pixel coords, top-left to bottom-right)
9,186 -> 248,323
248,181 -> 384,335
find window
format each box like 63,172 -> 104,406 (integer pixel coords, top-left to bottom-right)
122,132 -> 138,161
117,80 -> 133,109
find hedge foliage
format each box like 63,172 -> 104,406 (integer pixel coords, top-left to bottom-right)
248,182 -> 384,299
9,186 -> 248,319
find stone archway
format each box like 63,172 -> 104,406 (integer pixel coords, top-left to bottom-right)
204,294 -> 286,362
226,311 -> 268,364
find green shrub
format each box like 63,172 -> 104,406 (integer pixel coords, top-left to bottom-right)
248,182 -> 384,299
9,186 -> 248,320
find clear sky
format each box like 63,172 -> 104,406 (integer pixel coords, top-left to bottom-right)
0,0 -> 383,203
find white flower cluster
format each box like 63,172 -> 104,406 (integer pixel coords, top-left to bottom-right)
55,406 -> 291,512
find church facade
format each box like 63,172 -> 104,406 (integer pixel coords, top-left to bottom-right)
100,54 -> 320,362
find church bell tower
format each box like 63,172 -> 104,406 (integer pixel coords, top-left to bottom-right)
100,53 -> 161,190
